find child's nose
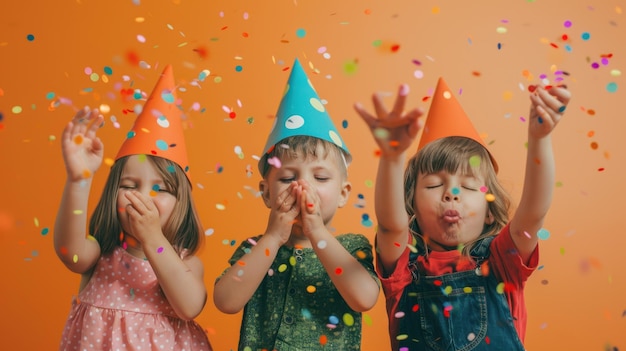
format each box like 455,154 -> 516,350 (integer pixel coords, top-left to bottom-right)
443,187 -> 460,202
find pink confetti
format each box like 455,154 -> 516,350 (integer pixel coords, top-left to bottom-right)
157,247 -> 164,253
267,156 -> 282,169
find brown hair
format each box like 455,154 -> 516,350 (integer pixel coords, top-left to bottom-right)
259,135 -> 348,179
403,136 -> 511,256
89,155 -> 204,257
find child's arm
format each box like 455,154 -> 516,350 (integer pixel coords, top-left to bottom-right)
354,85 -> 424,273
54,107 -> 104,274
122,190 -> 208,320
213,182 -> 301,314
510,85 -> 571,263
299,180 -> 379,312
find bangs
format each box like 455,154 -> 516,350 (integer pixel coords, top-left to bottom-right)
261,135 -> 347,177
416,137 -> 492,177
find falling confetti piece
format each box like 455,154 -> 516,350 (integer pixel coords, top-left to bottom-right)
306,285 -> 316,293
157,247 -> 164,253
537,228 -> 550,240
317,240 -> 327,249
606,82 -> 618,93
485,193 -> 496,202
72,254 -> 78,263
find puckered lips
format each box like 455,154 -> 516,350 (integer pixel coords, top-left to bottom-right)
442,209 -> 461,224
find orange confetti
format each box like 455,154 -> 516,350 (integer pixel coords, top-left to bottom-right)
73,135 -> 84,144
82,169 -> 91,178
319,335 -> 328,346
590,142 -> 598,150
587,130 -> 595,137
265,248 -> 270,256
237,260 -> 246,266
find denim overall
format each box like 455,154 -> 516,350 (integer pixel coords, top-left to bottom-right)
396,237 -> 526,351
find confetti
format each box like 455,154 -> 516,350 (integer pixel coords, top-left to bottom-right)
306,285 -> 316,293
317,240 -> 327,249
156,247 -> 164,253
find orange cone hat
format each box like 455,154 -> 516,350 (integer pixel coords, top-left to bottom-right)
115,64 -> 191,182
418,77 -> 498,172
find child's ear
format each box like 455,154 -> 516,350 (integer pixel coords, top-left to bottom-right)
259,180 -> 272,208
337,181 -> 352,208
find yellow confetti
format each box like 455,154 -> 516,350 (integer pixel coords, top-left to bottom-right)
485,193 -> 496,202
463,287 -> 473,293
496,282 -> 505,294
73,209 -> 84,215
278,264 -> 287,273
72,254 -> 78,263
343,313 -> 355,326
306,285 -> 316,293
34,217 -> 39,227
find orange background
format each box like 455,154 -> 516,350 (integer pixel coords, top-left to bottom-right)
1,1 -> 624,350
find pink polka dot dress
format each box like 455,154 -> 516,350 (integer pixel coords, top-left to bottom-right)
60,246 -> 212,350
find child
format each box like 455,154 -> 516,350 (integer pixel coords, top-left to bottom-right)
354,78 -> 570,350
213,58 -> 380,350
54,65 -> 213,350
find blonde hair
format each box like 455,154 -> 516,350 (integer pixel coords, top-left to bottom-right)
403,136 -> 510,256
259,135 -> 348,179
89,155 -> 204,257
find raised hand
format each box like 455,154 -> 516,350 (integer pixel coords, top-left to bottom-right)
296,179 -> 326,239
528,85 -> 571,139
354,84 -> 424,157
121,190 -> 165,245
264,181 -> 301,245
61,107 -> 105,181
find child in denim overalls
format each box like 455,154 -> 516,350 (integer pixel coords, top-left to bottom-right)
355,77 -> 571,350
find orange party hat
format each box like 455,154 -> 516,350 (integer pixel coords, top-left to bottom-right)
115,64 -> 191,181
418,77 -> 498,172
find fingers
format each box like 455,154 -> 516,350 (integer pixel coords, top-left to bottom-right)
298,180 -> 319,215
390,84 -> 409,117
534,86 -> 569,115
371,92 -> 389,119
124,191 -> 153,216
277,182 -> 298,211
353,102 -> 379,129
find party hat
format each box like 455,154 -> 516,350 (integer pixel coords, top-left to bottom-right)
115,64 -> 191,181
417,77 -> 498,172
258,58 -> 351,173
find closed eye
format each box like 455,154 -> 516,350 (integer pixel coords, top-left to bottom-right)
425,184 -> 442,189
279,177 -> 295,184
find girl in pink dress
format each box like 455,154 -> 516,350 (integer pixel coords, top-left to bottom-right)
54,65 -> 212,351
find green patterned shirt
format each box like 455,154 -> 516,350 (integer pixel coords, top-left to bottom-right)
221,233 -> 379,351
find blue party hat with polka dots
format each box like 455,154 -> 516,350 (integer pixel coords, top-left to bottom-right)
258,58 -> 351,174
